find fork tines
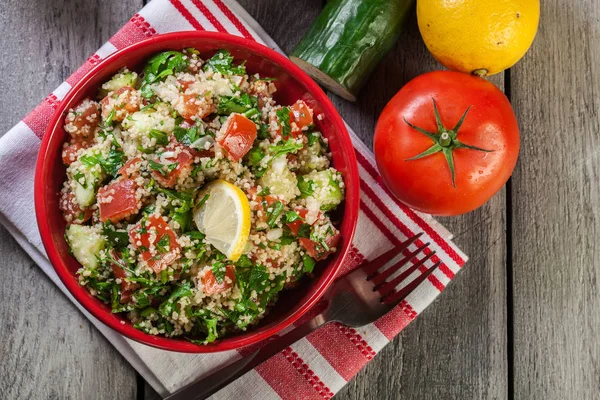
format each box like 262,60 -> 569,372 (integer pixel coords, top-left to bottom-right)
363,233 -> 441,304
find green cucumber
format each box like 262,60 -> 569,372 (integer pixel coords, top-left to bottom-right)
291,0 -> 414,101
66,225 -> 106,269
100,70 -> 138,97
303,169 -> 344,211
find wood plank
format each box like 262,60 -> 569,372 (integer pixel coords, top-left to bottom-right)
510,0 -> 600,398
329,12 -> 508,400
0,1 -> 142,399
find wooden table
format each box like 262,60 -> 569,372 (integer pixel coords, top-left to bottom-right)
1,1 -> 598,399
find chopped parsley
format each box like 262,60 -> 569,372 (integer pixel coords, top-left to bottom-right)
275,107 -> 292,138
204,49 -> 246,75
297,176 -> 315,198
156,234 -> 171,254
266,201 -> 285,228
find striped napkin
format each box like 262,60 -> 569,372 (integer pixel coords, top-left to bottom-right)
0,0 -> 468,398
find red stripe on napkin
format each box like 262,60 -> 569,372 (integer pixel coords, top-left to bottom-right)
170,0 -> 206,30
191,0 -> 227,32
256,351 -> 333,400
374,300 -> 418,340
23,94 -> 60,139
111,14 -> 158,50
307,323 -> 371,381
212,0 -> 254,39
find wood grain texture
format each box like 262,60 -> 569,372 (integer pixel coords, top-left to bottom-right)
327,13 -> 509,400
0,0 -> 142,399
510,0 -> 600,398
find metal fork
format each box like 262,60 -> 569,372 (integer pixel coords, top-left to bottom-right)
166,233 -> 441,400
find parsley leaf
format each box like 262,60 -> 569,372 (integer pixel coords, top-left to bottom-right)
158,282 -> 192,318
156,234 -> 171,254
211,262 -> 227,284
247,147 -> 264,167
102,221 -> 129,247
149,129 -> 169,146
297,223 -> 311,239
143,51 -> 189,86
258,186 -> 270,197
275,107 -> 292,138
98,147 -> 125,178
297,176 -> 315,198
174,125 -> 204,146
217,93 -> 256,115
248,265 -> 270,293
148,160 -> 178,176
307,132 -> 320,147
303,254 -> 316,273
285,210 -> 302,223
203,317 -> 218,343
205,50 -> 246,75
266,201 -> 285,228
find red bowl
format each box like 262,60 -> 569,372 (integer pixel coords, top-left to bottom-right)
34,31 -> 359,352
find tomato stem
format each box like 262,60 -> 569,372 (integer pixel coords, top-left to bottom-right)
404,99 -> 494,188
439,132 -> 451,147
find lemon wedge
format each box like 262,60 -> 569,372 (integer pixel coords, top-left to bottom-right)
193,179 -> 251,261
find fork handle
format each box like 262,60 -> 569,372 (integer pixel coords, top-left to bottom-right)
165,316 -> 327,400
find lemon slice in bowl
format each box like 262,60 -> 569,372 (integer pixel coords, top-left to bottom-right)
193,179 -> 251,262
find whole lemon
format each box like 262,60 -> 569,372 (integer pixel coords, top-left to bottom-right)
417,0 -> 540,76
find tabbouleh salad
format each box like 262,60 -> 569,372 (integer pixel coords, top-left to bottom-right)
59,48 -> 345,343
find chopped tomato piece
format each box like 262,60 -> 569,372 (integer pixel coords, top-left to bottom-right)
271,101 -> 314,139
109,250 -> 138,304
287,208 -> 308,236
98,179 -> 140,223
62,137 -> 94,166
101,86 -> 140,121
290,100 -> 313,130
118,157 -> 141,178
300,231 -> 341,261
179,93 -> 214,121
152,145 -> 195,188
129,215 -> 181,274
248,187 -> 280,223
59,190 -> 93,224
177,79 -> 194,92
219,114 -> 257,161
64,99 -> 100,138
286,207 -> 340,260
202,265 -> 236,295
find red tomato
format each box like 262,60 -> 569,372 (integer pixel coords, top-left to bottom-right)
179,93 -> 214,121
152,145 -> 195,188
129,215 -> 181,274
61,137 -> 93,166
285,207 -> 339,260
118,157 -> 141,178
271,101 -> 314,139
202,265 -> 236,295
290,100 -> 313,130
59,190 -> 93,224
101,86 -> 140,121
64,99 -> 100,138
109,250 -> 138,304
287,207 -> 308,236
247,187 -> 280,223
219,114 -> 257,161
374,71 -> 520,216
300,232 -> 341,261
97,179 -> 140,223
